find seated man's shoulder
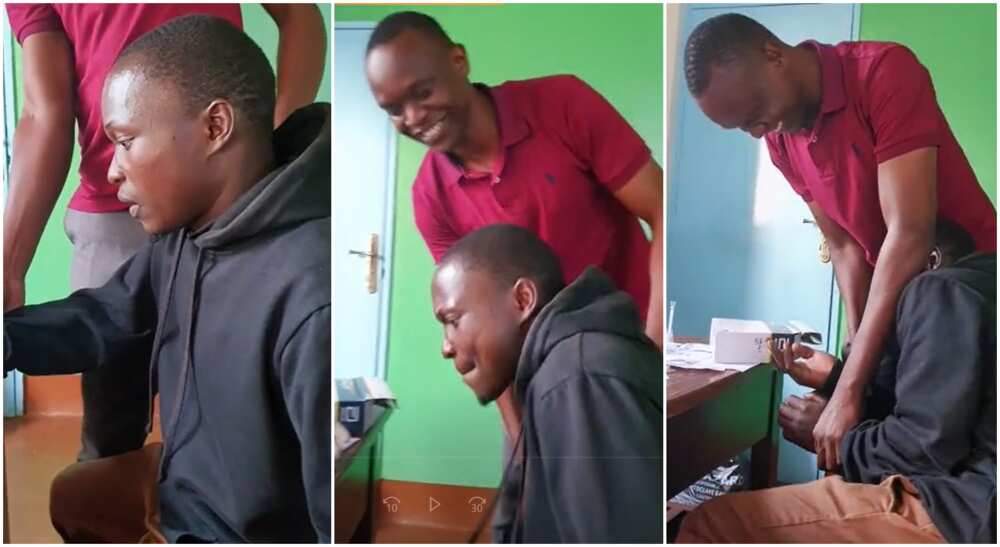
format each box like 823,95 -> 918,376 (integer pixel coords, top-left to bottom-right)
532,331 -> 661,403
907,253 -> 996,306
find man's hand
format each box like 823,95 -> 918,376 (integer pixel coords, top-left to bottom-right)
768,340 -> 834,390
778,392 -> 828,452
812,389 -> 863,471
3,276 -> 25,312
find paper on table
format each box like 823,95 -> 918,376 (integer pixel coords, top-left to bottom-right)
666,342 -> 757,372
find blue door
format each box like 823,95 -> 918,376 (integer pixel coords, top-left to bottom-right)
668,3 -> 858,484
333,24 -> 397,381
3,11 -> 23,417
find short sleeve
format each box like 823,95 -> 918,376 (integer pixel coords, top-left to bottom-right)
412,176 -> 459,263
5,4 -> 63,45
766,135 -> 813,202
561,76 -> 652,192
865,46 -> 945,164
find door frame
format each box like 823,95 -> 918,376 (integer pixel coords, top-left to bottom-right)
3,9 -> 24,417
335,22 -> 399,381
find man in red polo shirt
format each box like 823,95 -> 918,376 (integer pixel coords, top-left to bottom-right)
3,3 -> 326,461
684,14 -> 996,473
364,11 -> 664,440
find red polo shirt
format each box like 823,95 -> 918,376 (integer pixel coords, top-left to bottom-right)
766,41 -> 996,265
7,3 -> 243,213
412,75 -> 653,318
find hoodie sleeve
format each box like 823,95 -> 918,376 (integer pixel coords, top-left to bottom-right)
532,370 -> 663,542
4,242 -> 157,376
842,273 -> 991,483
276,305 -> 331,542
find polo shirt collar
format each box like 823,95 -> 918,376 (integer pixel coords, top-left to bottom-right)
802,40 -> 848,117
439,82 -> 531,186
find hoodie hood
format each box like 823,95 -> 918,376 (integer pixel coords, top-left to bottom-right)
513,266 -> 651,402
194,102 -> 330,249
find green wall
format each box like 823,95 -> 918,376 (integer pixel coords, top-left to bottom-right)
833,4 -> 998,351
860,3 -> 996,203
335,3 -> 663,487
9,3 -> 331,307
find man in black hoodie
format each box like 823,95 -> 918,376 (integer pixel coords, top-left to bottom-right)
430,224 -> 663,543
677,225 -> 995,543
3,15 -> 330,543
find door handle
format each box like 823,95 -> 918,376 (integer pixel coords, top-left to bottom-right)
801,219 -> 830,263
347,233 -> 381,293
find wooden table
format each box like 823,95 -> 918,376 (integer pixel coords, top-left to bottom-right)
667,338 -> 782,499
335,405 -> 392,543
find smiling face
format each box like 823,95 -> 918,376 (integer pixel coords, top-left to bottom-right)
695,45 -> 816,138
365,29 -> 474,152
102,65 -> 220,234
431,261 -> 530,405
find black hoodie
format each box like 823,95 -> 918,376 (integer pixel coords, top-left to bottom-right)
840,253 -> 996,543
4,104 -> 331,543
491,267 -> 663,543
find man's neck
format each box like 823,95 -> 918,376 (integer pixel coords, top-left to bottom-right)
191,139 -> 276,231
789,44 -> 824,130
450,86 -> 501,172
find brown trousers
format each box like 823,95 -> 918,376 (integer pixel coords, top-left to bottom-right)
49,442 -> 165,543
677,474 -> 945,543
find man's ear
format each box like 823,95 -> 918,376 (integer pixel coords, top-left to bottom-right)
450,43 -> 470,79
512,278 -> 539,324
203,99 -> 236,157
928,246 -> 943,271
762,40 -> 784,66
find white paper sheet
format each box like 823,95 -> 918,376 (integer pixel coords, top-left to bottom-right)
666,342 -> 757,372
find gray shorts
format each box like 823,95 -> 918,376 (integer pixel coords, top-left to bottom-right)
64,209 -> 150,460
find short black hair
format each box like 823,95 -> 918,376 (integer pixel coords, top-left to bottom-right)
936,219 -> 976,261
114,14 -> 276,134
684,13 -> 779,97
366,11 -> 453,55
440,224 -> 565,307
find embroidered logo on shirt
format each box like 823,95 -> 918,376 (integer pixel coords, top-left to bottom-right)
544,173 -> 556,185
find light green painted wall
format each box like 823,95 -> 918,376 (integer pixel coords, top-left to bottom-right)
860,3 -> 996,203
335,3 -> 663,487
834,4 -> 997,351
9,3 -> 331,307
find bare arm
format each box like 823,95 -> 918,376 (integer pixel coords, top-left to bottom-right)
807,201 -> 873,343
263,3 -> 326,127
3,31 -> 75,311
813,147 -> 937,471
612,159 -> 664,348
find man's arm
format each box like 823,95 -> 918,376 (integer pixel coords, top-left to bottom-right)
277,305 -> 331,542
813,147 -> 937,471
262,4 -> 326,127
807,201 -> 873,343
4,243 -> 157,377
3,31 -> 75,311
612,159 -> 664,348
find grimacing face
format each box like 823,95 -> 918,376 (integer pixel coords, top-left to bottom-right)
102,67 -> 220,234
695,48 -> 815,138
431,262 -> 530,405
365,29 -> 475,153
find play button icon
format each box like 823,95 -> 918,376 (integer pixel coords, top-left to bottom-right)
428,497 -> 441,512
